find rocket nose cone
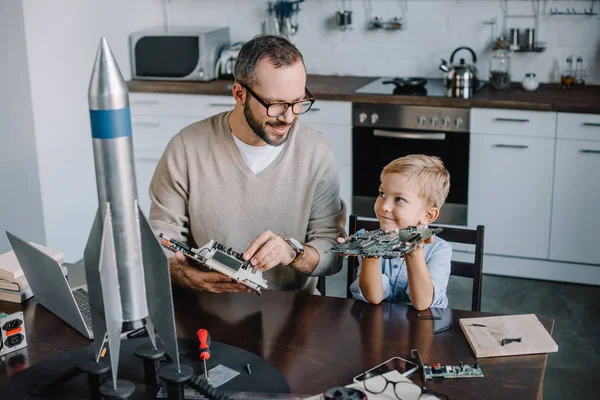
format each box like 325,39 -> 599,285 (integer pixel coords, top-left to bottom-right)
88,37 -> 129,111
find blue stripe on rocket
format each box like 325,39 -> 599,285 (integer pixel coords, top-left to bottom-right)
90,108 -> 132,139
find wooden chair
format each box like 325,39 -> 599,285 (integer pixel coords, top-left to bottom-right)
345,214 -> 485,311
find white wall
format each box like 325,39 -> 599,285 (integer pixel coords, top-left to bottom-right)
168,0 -> 600,84
18,0 -> 164,261
0,1 -> 45,253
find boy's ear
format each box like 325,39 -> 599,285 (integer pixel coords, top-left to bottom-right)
421,207 -> 440,225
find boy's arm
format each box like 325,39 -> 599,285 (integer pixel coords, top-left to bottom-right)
354,258 -> 390,304
405,240 -> 452,310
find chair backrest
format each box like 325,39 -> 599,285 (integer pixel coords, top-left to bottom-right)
345,214 -> 485,311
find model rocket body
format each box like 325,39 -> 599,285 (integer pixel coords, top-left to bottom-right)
84,38 -> 181,392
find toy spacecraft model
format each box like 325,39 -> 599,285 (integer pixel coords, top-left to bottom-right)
327,226 -> 443,259
83,38 -> 191,396
159,234 -> 269,294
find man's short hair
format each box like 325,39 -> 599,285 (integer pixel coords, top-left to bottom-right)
381,154 -> 451,209
234,34 -> 305,86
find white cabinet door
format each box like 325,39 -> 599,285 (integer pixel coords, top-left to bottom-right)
550,140 -> 600,264
134,151 -> 164,217
468,134 -> 555,258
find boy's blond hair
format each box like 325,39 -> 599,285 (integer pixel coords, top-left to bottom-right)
381,154 -> 450,209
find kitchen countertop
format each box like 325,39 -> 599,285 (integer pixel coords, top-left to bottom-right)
127,74 -> 600,114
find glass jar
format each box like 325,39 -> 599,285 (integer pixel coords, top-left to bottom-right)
489,47 -> 511,90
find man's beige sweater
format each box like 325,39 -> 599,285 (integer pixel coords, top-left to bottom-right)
149,111 -> 347,293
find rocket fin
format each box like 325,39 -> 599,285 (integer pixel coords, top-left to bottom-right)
138,206 -> 181,371
145,316 -> 157,350
83,207 -> 108,360
97,207 -> 124,390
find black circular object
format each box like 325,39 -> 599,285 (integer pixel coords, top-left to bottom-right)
323,386 -> 368,400
134,344 -> 166,360
78,359 -> 111,375
100,380 -> 136,399
158,364 -> 194,383
0,338 -> 289,399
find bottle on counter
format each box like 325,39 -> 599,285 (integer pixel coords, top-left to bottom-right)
489,37 -> 511,90
560,56 -> 575,89
522,73 -> 539,92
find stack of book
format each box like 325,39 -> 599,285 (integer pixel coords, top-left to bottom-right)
0,243 -> 64,303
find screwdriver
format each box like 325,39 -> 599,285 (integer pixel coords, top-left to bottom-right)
197,328 -> 211,380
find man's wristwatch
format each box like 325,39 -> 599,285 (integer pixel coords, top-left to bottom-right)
284,237 -> 305,265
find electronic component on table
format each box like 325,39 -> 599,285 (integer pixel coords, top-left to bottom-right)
327,226 -> 443,259
423,361 -> 483,380
0,311 -> 27,357
159,234 -> 268,294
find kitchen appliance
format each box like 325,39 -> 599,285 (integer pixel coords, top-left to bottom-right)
352,103 -> 470,226
439,46 -> 479,98
215,41 -> 244,80
354,76 -> 484,98
130,27 -> 230,81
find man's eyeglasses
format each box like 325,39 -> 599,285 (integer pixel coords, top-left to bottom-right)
361,371 -> 450,400
241,83 -> 315,117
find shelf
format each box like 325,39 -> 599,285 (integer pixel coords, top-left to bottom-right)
513,46 -> 546,53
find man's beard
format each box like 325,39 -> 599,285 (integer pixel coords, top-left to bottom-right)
244,103 -> 295,146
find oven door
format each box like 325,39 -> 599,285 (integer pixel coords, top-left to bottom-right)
352,127 -> 469,225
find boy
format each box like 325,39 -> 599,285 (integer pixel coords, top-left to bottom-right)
349,155 -> 452,310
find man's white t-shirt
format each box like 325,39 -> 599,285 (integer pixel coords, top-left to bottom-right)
232,133 -> 285,174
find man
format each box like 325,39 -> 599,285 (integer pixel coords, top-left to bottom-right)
149,34 -> 346,294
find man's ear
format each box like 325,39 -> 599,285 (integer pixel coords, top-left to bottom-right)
232,82 -> 245,105
420,207 -> 440,225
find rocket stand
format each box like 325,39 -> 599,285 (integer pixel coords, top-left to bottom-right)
79,358 -> 111,400
100,379 -> 136,399
159,364 -> 194,400
135,343 -> 166,386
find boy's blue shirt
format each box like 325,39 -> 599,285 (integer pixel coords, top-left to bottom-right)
350,236 -> 452,308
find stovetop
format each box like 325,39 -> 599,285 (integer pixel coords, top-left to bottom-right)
354,77 -> 485,98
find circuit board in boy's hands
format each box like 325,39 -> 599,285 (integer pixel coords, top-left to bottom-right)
327,226 -> 443,259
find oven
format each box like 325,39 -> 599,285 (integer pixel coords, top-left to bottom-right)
352,103 -> 470,226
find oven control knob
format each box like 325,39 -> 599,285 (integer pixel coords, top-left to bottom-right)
431,116 -> 439,126
418,116 -> 426,126
371,113 -> 379,124
359,112 -> 368,123
456,118 -> 464,128
443,117 -> 451,128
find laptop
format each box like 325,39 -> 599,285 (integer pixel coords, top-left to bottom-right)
6,232 -> 93,340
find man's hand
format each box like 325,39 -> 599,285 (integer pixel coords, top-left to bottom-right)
169,251 -> 251,293
243,231 -> 296,272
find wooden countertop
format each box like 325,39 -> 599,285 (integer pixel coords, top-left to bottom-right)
128,74 -> 600,114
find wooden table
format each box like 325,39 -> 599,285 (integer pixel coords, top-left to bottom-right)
0,289 -> 553,399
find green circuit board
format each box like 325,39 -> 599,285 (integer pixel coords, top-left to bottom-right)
424,362 -> 484,379
327,226 -> 443,259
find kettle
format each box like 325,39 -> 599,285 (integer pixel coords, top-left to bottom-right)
439,46 -> 479,91
215,42 -> 244,80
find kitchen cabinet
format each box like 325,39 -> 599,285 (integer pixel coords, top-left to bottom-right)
468,133 -> 555,259
549,113 -> 600,265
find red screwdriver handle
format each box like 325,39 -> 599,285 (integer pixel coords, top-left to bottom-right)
197,329 -> 211,361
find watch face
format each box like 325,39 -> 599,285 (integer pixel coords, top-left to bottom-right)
287,238 -> 304,251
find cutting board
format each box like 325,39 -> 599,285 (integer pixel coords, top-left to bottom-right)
459,314 -> 558,358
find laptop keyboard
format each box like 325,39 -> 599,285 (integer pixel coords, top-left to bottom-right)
73,288 -> 93,332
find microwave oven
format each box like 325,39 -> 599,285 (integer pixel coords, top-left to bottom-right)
129,27 -> 230,81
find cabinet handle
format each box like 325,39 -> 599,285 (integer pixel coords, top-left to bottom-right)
209,103 -> 236,107
582,122 -> 600,127
133,122 -> 161,128
132,100 -> 159,106
308,108 -> 321,112
492,144 -> 529,149
374,130 -> 446,141
579,149 -> 600,154
494,118 -> 530,123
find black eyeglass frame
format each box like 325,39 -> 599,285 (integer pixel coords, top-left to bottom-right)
240,83 -> 315,117
361,371 -> 450,400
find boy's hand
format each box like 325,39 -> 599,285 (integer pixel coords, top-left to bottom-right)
169,251 -> 251,293
417,235 -> 435,248
336,236 -> 348,244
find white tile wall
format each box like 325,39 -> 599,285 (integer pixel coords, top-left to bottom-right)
167,0 -> 600,84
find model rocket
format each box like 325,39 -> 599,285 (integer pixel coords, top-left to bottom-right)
84,38 -> 182,392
